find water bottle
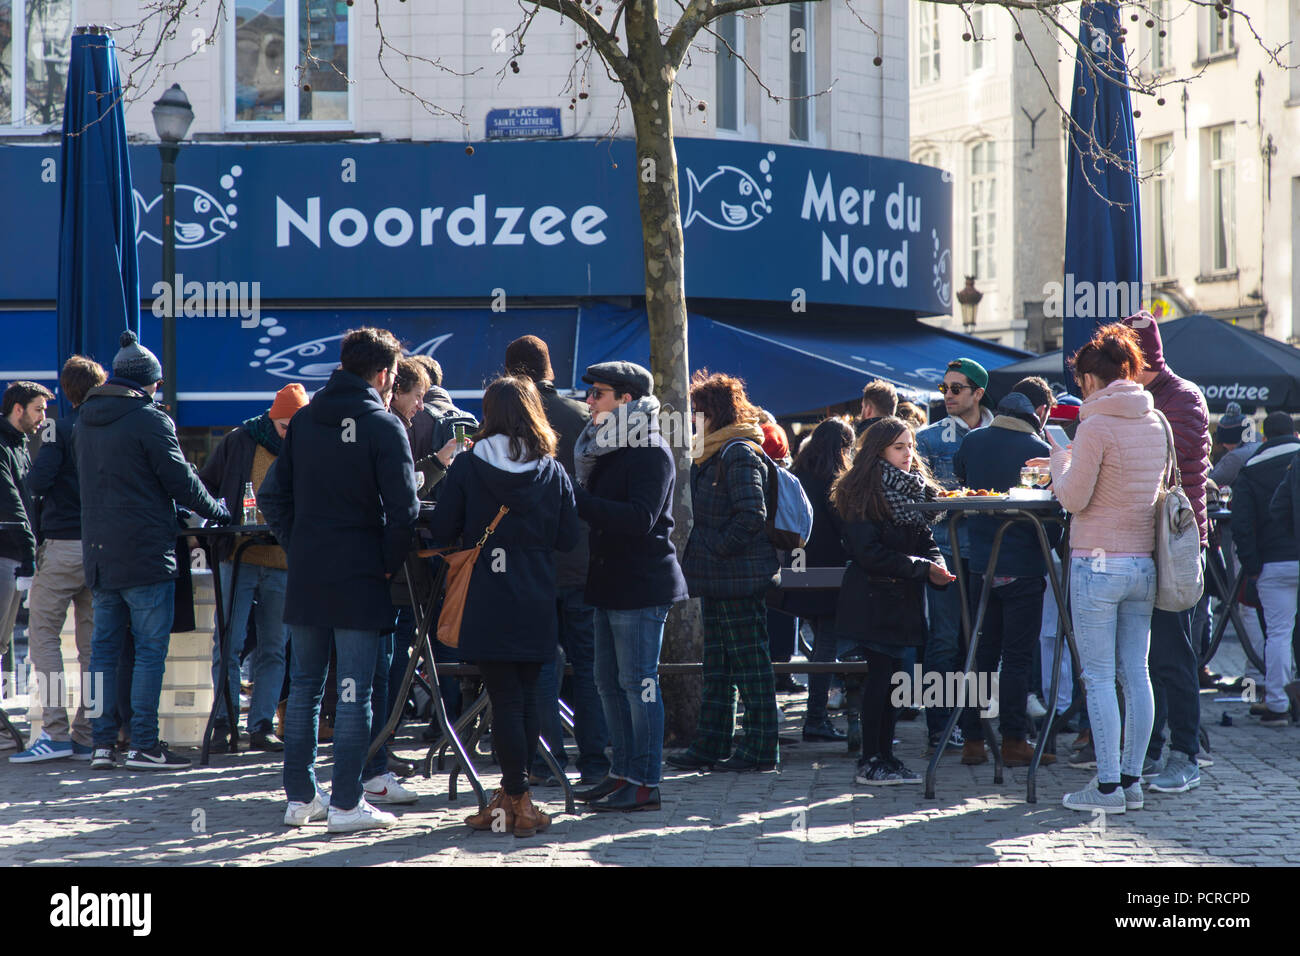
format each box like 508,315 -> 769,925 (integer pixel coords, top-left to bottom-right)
242,481 -> 258,525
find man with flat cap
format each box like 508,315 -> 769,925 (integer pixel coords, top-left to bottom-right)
570,361 -> 687,811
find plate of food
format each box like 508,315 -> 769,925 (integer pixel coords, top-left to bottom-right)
936,488 -> 1009,500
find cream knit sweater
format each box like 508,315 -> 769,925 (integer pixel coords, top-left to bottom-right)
1049,378 -> 1168,555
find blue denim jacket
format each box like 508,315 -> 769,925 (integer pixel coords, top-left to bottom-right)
914,407 -> 993,554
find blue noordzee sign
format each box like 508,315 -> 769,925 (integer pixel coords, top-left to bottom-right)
486,107 -> 563,139
1,138 -> 952,314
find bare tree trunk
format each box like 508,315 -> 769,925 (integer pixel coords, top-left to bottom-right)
627,42 -> 702,746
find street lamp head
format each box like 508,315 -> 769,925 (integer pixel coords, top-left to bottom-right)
956,275 -> 984,332
152,84 -> 194,143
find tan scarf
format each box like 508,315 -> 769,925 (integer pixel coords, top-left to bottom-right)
693,421 -> 767,465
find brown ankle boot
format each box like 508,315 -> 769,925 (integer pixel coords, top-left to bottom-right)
1002,737 -> 1055,767
509,791 -> 551,837
961,739 -> 989,765
465,789 -> 513,833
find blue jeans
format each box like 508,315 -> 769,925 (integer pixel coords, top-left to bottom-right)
533,587 -> 610,779
210,562 -> 288,734
283,625 -> 390,810
1147,605 -> 1201,761
90,581 -> 176,753
924,555 -> 965,738
593,604 -> 669,787
1069,556 -> 1156,784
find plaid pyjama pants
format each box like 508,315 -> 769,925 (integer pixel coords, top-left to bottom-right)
688,595 -> 779,764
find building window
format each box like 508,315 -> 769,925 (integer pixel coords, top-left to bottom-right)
1208,125 -> 1235,271
1149,138 -> 1174,277
230,0 -> 350,125
1149,0 -> 1171,72
0,0 -> 73,128
968,140 -> 997,281
789,3 -> 812,141
715,13 -> 743,133
914,148 -> 940,169
1208,1 -> 1234,56
967,8 -> 992,73
917,4 -> 940,85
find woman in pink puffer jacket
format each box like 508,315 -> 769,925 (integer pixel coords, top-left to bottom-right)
1031,324 -> 1168,817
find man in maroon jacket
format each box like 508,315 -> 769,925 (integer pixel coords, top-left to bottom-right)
1124,312 -> 1211,795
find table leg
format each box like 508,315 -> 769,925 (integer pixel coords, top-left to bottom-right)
926,518 -> 1010,798
200,541 -> 250,766
1026,514 -> 1075,803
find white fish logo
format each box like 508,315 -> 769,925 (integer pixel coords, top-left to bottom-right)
134,165 -> 242,249
932,228 -> 952,308
683,153 -> 775,232
252,328 -> 453,381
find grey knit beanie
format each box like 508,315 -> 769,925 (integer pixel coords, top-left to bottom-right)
112,330 -> 163,387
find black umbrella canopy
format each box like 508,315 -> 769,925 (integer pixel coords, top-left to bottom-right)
986,315 -> 1300,413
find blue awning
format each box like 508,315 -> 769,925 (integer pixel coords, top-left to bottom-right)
575,303 -> 1029,416
3,302 -> 1028,426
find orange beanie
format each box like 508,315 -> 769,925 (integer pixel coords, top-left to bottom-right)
269,383 -> 309,420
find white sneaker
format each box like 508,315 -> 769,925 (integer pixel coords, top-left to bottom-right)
284,790 -> 330,827
363,771 -> 419,805
1026,694 -> 1048,719
1062,780 -> 1126,814
327,797 -> 397,833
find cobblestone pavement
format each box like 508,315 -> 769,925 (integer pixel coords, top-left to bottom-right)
1,641 -> 1297,867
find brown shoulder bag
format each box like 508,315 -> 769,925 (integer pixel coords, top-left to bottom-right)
432,505 -> 508,648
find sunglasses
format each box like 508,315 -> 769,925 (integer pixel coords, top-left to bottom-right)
937,383 -> 974,395
585,386 -> 614,400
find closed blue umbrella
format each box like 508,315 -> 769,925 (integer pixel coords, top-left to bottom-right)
55,27 -> 140,413
1063,1 -> 1142,388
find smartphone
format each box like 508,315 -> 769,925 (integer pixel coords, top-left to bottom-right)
1046,424 -> 1071,449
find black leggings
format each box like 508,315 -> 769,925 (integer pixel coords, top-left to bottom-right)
861,648 -> 903,762
479,660 -> 544,796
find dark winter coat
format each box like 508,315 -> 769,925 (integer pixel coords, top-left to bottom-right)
952,409 -> 1063,577
257,368 -> 420,633
27,411 -> 82,542
1231,437 -> 1300,573
1146,368 -> 1212,545
426,436 -> 580,663
575,436 -> 688,611
1269,452 -> 1300,557
536,380 -> 591,591
0,417 -> 35,571
778,466 -> 847,618
75,380 -> 228,591
198,425 -> 261,564
835,516 -> 943,649
683,440 -> 780,599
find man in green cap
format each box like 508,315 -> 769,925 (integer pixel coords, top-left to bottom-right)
913,357 -> 992,760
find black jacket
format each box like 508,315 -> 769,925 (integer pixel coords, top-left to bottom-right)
198,425 -> 264,564
426,438 -> 579,663
683,440 -> 780,599
537,380 -> 592,590
953,415 -> 1062,577
75,380 -> 228,590
0,417 -> 35,571
1269,451 -> 1300,560
835,516 -> 943,649
778,467 -> 847,619
1232,437 -> 1300,573
575,437 -> 688,610
258,369 -> 420,632
27,412 -> 82,542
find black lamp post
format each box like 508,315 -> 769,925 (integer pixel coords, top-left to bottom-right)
151,83 -> 194,419
957,275 -> 984,334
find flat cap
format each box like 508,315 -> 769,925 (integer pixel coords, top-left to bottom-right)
582,361 -> 654,398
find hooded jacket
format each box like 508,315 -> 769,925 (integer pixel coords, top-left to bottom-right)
1126,314 -> 1212,545
26,411 -> 82,542
1048,378 -> 1167,555
1229,436 -> 1300,573
0,417 -> 35,570
953,392 -> 1062,577
75,380 -> 228,590
426,433 -> 579,662
257,368 -> 420,632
